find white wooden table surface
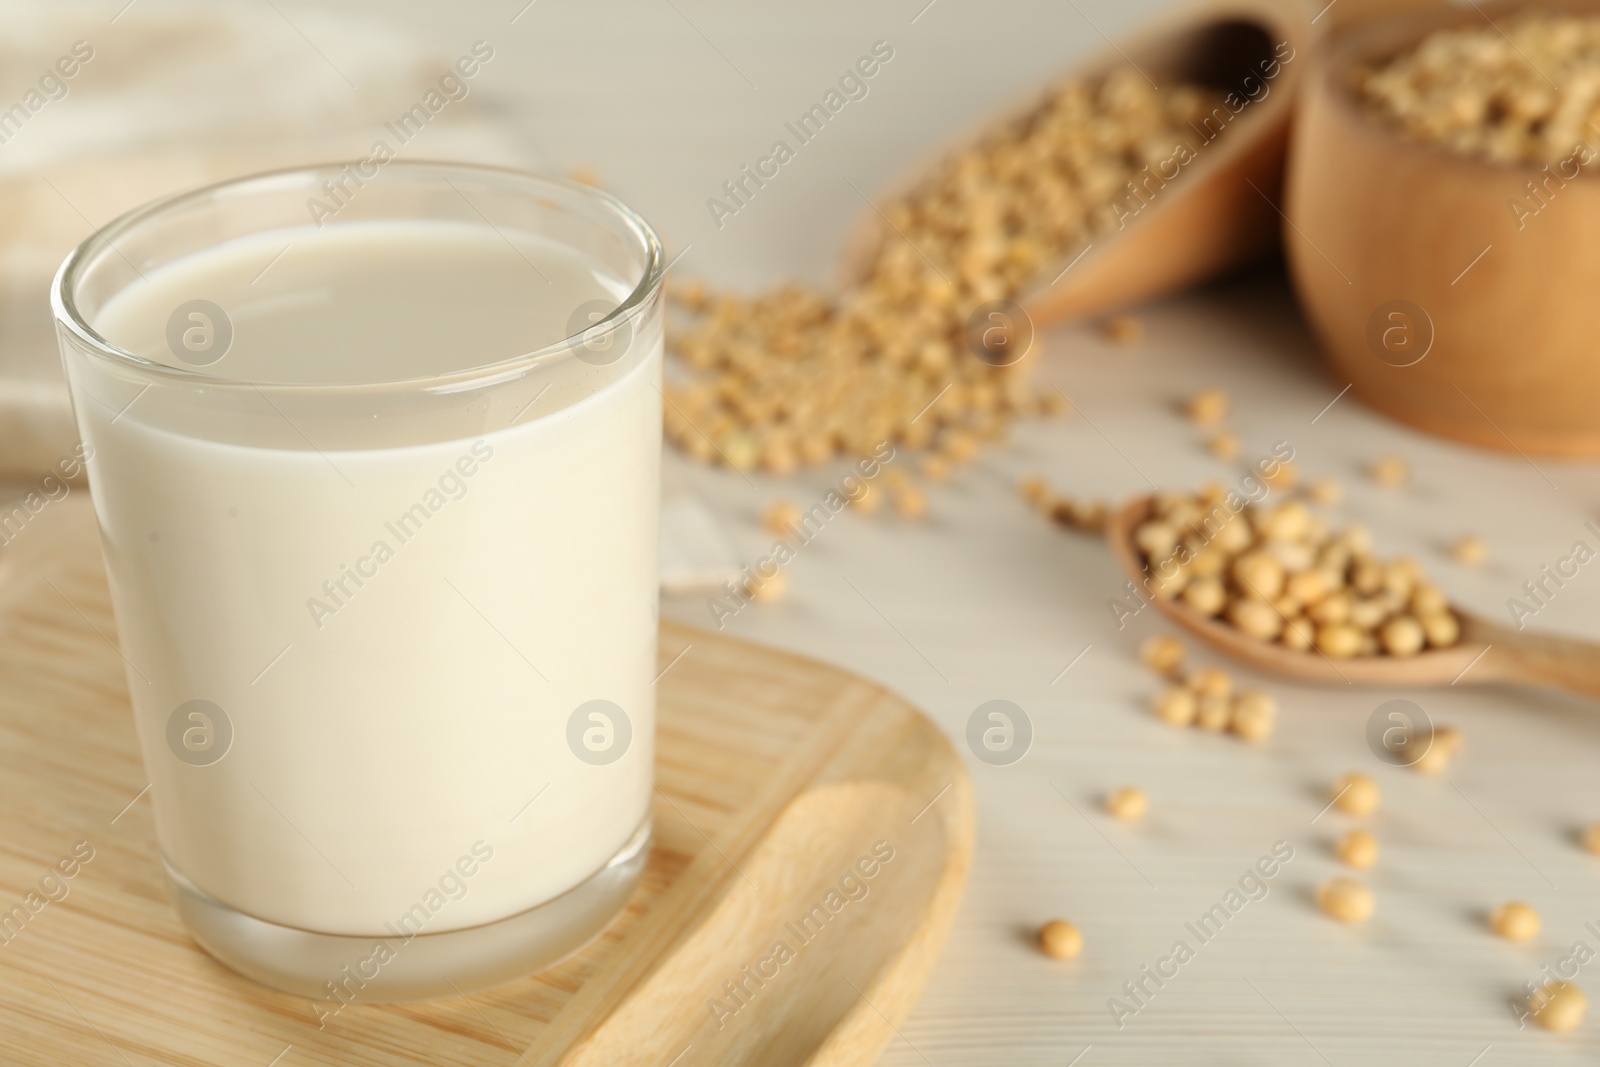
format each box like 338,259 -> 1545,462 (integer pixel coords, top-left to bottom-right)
6,0 -> 1600,1063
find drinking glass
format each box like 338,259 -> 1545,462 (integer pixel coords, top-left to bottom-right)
51,162 -> 663,1001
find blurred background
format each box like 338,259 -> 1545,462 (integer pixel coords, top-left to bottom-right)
0,0 -> 1183,475
7,1 -> 1600,1063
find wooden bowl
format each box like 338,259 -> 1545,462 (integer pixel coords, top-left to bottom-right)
845,0 -> 1310,326
1285,0 -> 1600,456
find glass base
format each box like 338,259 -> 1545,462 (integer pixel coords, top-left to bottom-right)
165,818 -> 651,1004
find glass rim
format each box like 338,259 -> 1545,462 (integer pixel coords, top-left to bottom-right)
50,159 -> 666,396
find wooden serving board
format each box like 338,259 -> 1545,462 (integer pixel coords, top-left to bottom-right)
0,496 -> 974,1066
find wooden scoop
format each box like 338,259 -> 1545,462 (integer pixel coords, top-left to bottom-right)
1107,495 -> 1600,700
844,0 -> 1311,325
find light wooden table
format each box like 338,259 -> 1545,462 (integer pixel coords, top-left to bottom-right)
7,0 -> 1600,1062
668,270 -> 1600,1065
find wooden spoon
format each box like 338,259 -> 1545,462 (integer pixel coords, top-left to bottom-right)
844,0 -> 1312,326
1107,495 -> 1600,700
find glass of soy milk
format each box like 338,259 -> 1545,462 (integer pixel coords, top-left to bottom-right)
51,162 -> 663,1002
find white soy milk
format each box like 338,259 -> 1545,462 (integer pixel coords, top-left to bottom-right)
80,220 -> 658,935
